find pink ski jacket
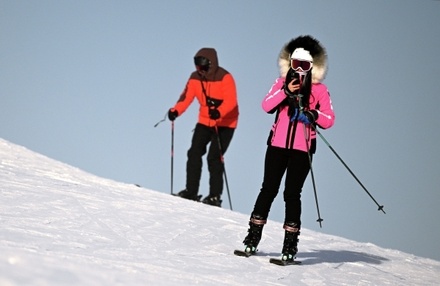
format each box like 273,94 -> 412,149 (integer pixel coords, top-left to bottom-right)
262,77 -> 335,152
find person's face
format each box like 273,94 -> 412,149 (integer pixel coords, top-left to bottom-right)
195,64 -> 209,75
194,56 -> 210,75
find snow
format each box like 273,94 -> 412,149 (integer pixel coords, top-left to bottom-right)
0,138 -> 439,286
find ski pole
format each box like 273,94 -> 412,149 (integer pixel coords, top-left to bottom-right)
214,125 -> 233,211
154,112 -> 174,195
311,125 -> 386,214
303,123 -> 323,227
170,120 -> 174,195
298,98 -> 323,227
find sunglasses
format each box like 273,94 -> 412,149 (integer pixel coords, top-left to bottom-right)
291,59 -> 313,72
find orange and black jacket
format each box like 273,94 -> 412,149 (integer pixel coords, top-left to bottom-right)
171,48 -> 239,128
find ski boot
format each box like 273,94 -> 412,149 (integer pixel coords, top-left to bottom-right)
174,189 -> 201,201
242,214 -> 266,254
281,222 -> 300,262
202,195 -> 222,207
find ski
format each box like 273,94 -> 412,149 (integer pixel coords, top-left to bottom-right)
172,193 -> 202,202
233,249 -> 255,257
234,249 -> 301,265
269,258 -> 302,266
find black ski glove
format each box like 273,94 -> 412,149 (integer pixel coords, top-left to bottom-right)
209,108 -> 220,120
168,109 -> 178,121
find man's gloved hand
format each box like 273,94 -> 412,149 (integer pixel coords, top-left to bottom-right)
209,108 -> 220,120
168,109 -> 178,121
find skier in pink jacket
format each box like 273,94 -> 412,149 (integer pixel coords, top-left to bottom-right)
240,35 -> 335,263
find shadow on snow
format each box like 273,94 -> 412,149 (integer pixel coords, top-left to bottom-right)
296,250 -> 389,265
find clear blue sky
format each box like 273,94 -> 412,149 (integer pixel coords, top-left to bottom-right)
1,0 -> 440,261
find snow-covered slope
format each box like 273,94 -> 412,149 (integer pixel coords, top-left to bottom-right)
0,138 -> 439,285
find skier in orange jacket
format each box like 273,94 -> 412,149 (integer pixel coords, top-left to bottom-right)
168,48 -> 239,207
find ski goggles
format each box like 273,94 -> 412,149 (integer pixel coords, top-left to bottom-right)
194,56 -> 211,72
291,59 -> 313,72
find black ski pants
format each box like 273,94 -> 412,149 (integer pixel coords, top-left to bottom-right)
186,123 -> 234,197
252,145 -> 311,226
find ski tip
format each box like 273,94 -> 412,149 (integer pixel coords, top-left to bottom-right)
234,249 -> 253,257
171,193 -> 202,202
269,258 -> 302,266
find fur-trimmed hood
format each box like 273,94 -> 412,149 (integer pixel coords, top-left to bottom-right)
278,35 -> 328,83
